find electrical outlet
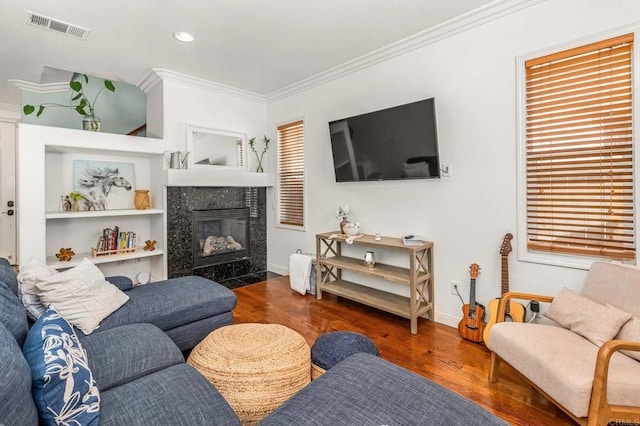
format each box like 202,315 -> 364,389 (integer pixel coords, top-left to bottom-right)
451,281 -> 460,295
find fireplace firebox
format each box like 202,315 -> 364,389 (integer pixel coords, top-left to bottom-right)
193,208 -> 250,268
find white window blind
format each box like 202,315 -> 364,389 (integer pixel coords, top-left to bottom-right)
278,120 -> 304,227
525,33 -> 635,260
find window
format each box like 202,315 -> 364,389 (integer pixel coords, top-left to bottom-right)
522,33 -> 635,262
277,120 -> 305,228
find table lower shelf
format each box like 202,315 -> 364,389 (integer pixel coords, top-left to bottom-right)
319,279 -> 432,320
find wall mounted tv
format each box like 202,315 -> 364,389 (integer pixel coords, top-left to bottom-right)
328,97 -> 440,182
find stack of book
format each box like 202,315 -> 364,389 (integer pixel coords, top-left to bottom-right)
93,226 -> 137,257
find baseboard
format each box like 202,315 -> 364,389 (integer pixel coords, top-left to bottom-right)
267,262 -> 288,276
434,311 -> 459,329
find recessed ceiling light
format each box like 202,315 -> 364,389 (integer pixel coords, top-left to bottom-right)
173,31 -> 194,43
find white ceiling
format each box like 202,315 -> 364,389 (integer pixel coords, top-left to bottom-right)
0,0 -> 508,106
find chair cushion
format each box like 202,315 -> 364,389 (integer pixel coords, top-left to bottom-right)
100,363 -> 241,426
0,323 -> 38,424
94,276 -> 237,334
261,353 -> 507,426
545,287 -> 632,346
615,316 -> 640,362
34,258 -> 129,334
582,262 -> 640,318
23,307 -> 100,425
79,323 -> 184,391
0,280 -> 29,347
489,322 -> 640,418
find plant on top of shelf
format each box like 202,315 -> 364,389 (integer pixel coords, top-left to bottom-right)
23,74 -> 115,132
248,135 -> 270,172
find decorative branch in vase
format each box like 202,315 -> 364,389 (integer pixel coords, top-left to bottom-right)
248,135 -> 270,172
23,73 -> 115,132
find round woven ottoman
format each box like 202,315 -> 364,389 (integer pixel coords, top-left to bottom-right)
311,331 -> 379,379
187,323 -> 310,425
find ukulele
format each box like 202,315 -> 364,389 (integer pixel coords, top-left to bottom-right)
457,263 -> 486,343
483,233 -> 525,346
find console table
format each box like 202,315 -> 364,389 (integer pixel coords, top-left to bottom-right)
316,232 -> 434,334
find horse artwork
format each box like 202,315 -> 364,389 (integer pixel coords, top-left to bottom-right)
73,160 -> 135,210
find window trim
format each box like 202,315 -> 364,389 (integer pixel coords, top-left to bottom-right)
516,27 -> 640,269
276,117 -> 307,232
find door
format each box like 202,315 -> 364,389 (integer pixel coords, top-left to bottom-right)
0,121 -> 16,264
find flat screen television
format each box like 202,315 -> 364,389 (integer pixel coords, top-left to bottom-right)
328,98 -> 440,182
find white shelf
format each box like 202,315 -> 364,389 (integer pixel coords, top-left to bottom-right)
46,247 -> 165,269
46,209 -> 164,219
165,168 -> 274,187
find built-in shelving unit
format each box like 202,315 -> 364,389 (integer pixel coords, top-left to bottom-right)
17,124 -> 169,281
46,208 -> 164,219
316,232 -> 434,334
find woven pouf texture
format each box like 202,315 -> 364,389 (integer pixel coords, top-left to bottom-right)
187,323 -> 310,425
311,331 -> 379,379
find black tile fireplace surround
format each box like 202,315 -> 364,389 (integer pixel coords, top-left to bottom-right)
167,186 -> 268,289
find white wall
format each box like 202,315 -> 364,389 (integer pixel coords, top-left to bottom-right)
265,0 -> 640,327
161,80 -> 267,162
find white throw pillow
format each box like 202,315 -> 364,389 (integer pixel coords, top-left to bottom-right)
615,316 -> 640,362
34,258 -> 129,334
545,287 -> 632,347
17,258 -> 59,320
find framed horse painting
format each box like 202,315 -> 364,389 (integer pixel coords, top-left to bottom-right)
73,160 -> 135,210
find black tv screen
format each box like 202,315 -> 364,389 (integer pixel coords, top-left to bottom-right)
328,98 -> 440,182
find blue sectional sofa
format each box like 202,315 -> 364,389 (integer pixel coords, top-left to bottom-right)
0,257 -> 241,425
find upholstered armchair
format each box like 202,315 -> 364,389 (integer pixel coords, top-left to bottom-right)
487,262 -> 640,426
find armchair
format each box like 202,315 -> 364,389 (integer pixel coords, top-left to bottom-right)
487,262 -> 640,426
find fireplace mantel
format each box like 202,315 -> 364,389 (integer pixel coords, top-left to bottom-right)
164,168 -> 274,187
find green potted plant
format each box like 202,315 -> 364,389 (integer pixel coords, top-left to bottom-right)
248,135 -> 270,172
69,192 -> 85,212
23,74 -> 115,131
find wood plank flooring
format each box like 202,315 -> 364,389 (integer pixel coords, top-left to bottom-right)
232,276 -> 575,426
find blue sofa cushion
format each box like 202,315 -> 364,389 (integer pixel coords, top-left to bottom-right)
0,257 -> 18,296
105,275 -> 133,291
0,323 -> 39,424
79,323 -> 184,391
100,363 -> 241,426
95,276 -> 237,334
0,280 -> 29,347
260,353 -> 507,426
23,308 -> 100,425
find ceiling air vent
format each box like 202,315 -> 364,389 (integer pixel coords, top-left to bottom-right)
26,11 -> 90,40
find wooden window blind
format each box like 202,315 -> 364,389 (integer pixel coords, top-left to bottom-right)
525,33 -> 635,260
278,120 -> 305,227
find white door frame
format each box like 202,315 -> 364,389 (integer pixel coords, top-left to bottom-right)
0,104 -> 20,264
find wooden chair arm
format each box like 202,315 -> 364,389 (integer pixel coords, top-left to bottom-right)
588,340 -> 640,426
495,292 -> 554,324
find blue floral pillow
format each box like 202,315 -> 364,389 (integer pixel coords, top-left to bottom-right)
23,307 -> 100,425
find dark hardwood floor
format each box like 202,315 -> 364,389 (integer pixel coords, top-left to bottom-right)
232,276 -> 575,426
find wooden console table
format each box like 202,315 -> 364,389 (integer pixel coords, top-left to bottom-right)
316,232 -> 434,334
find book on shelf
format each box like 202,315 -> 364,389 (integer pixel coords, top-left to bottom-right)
94,226 -> 137,256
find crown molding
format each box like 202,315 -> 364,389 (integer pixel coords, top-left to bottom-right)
8,80 -> 69,94
265,0 -> 544,103
138,69 -> 266,103
0,103 -> 20,120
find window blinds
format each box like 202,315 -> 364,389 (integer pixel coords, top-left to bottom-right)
278,120 -> 305,227
525,33 -> 635,260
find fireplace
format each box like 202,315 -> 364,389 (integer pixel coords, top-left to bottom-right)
193,208 -> 250,268
167,186 -> 266,286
